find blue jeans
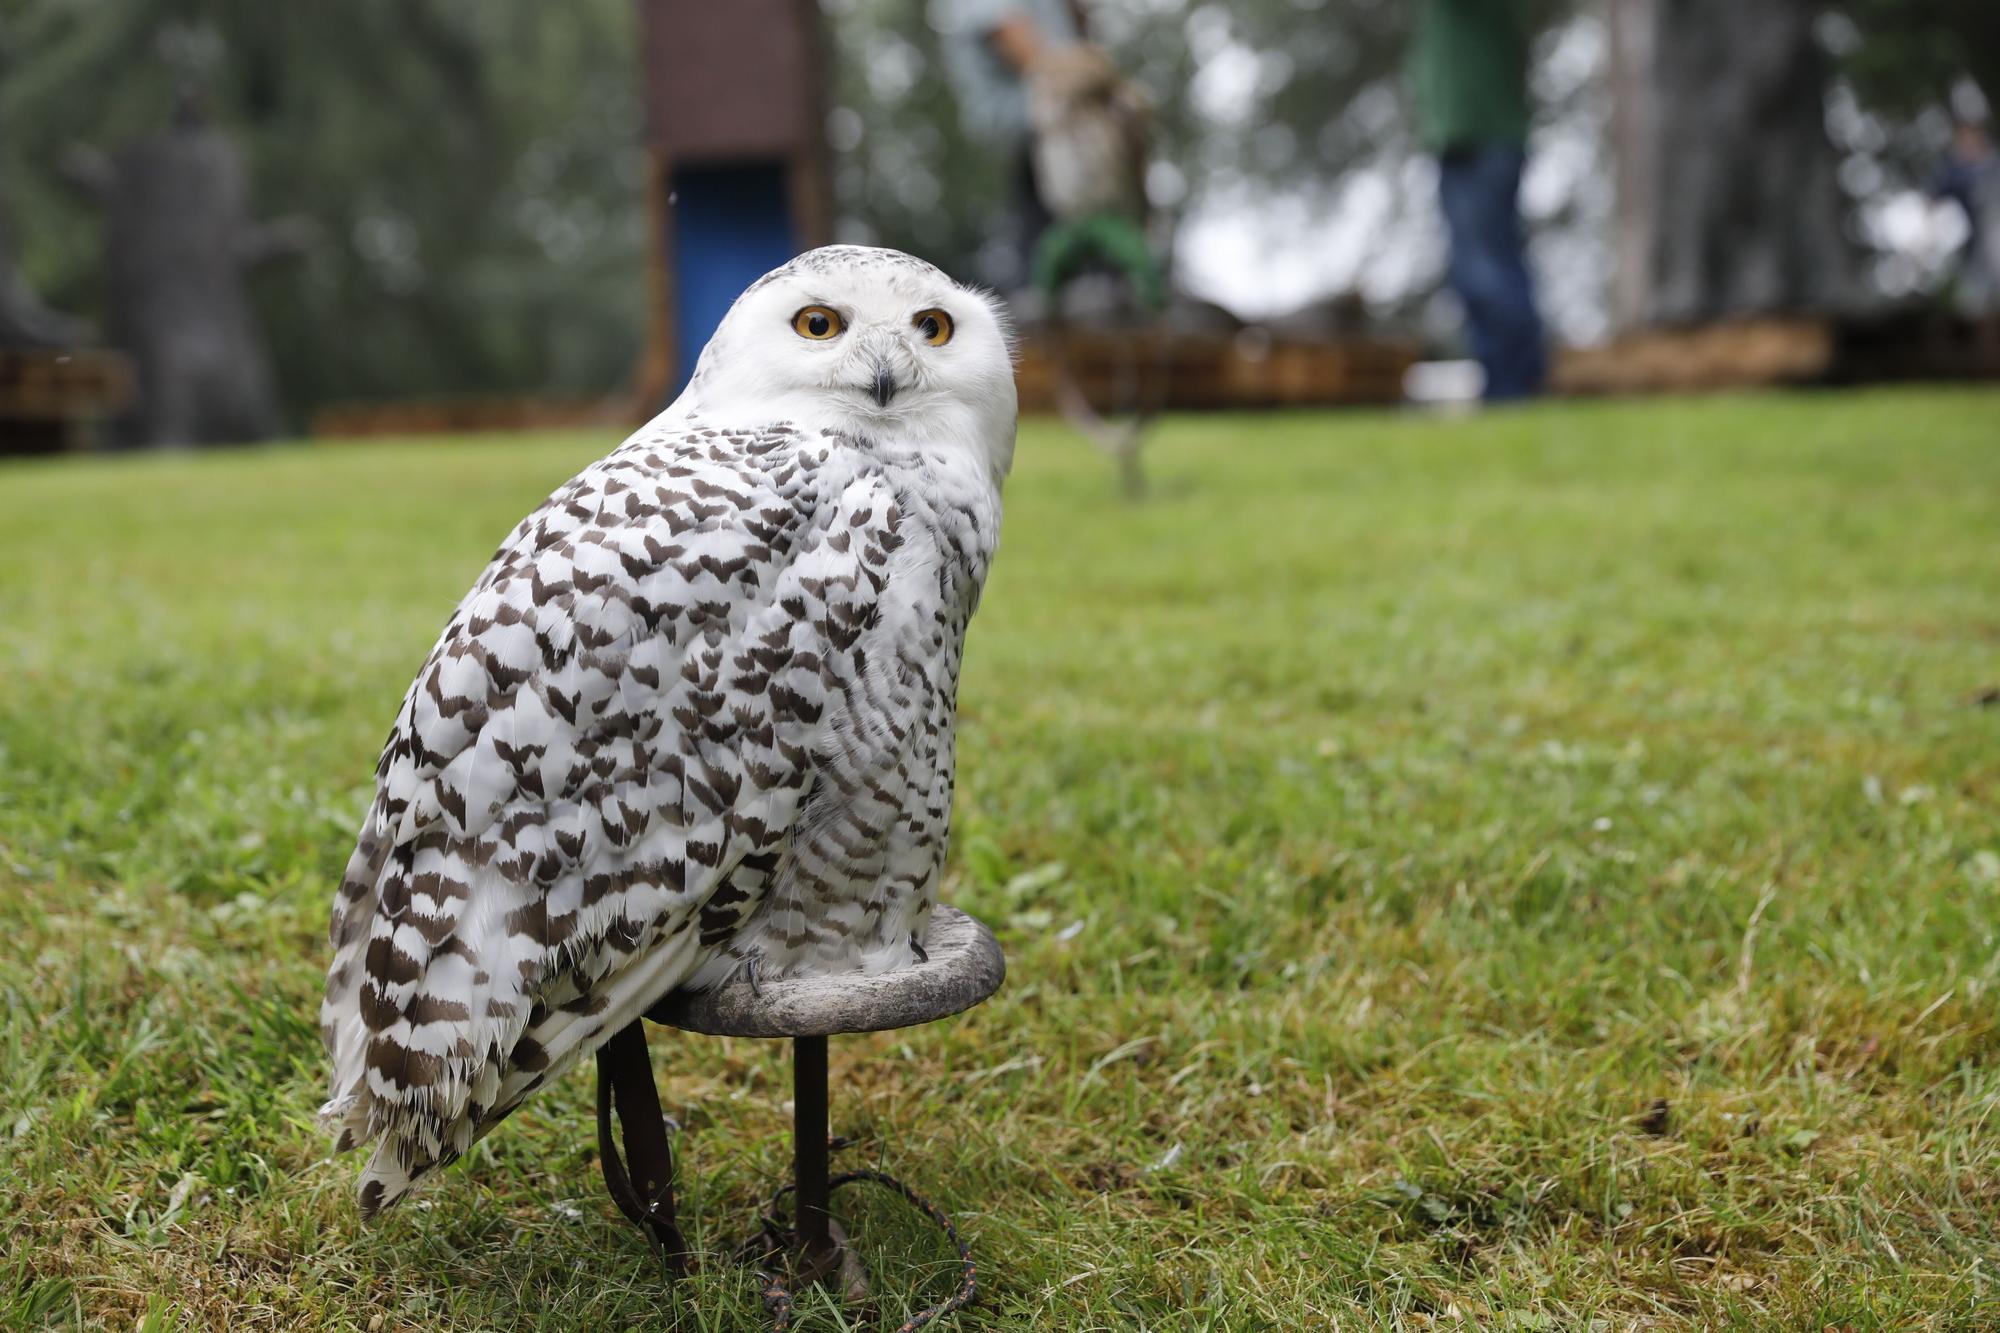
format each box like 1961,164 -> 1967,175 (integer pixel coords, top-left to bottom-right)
1438,145 -> 1547,401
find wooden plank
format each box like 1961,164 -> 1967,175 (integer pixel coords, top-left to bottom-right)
1552,317 -> 1834,395
309,395 -> 628,439
1016,331 -> 1417,413
0,349 -> 134,424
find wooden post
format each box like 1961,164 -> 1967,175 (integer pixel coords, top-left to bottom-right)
1608,0 -> 1659,333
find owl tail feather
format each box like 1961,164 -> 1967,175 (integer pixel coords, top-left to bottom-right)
357,1146 -> 421,1221
319,1082 -> 453,1221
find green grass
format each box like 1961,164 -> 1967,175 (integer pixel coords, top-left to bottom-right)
3,389 -> 1998,1330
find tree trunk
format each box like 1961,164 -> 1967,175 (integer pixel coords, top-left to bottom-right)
1610,0 -> 1859,327
1607,0 -> 1659,332
103,112 -> 283,445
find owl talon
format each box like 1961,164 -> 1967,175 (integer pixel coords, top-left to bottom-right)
910,934 -> 929,965
740,955 -> 763,997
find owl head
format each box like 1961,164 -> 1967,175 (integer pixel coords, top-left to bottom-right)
683,246 -> 1017,483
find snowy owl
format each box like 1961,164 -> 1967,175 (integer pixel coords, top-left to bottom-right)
319,246 -> 1015,1218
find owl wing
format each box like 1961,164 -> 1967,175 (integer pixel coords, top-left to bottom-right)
320,422 -> 900,1216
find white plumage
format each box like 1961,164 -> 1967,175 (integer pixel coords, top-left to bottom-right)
319,246 -> 1015,1217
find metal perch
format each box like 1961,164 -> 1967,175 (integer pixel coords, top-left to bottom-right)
596,905 -> 1006,1328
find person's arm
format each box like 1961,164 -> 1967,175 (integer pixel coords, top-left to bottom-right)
986,11 -> 1048,74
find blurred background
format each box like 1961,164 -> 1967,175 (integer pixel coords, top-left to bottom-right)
1,0 -> 1995,452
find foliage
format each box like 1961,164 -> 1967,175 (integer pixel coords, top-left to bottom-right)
1,0 -> 1997,412
1834,0 -> 2000,117
825,0 -> 1423,291
0,0 -> 1449,413
3,390 -> 1998,1327
0,0 -> 647,426
832,0 -> 1999,329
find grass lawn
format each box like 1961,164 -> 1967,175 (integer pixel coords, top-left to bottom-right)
3,389 -> 1998,1330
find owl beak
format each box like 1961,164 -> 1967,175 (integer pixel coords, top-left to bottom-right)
870,365 -> 898,408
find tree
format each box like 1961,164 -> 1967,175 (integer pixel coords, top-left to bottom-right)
6,0 -> 1989,422
1,0 -> 646,425
64,97 -> 296,444
1835,0 -> 2000,117
823,0 -> 1420,292
1609,0 -> 1859,326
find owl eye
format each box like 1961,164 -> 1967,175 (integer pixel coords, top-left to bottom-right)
913,308 -> 954,346
792,306 -> 845,340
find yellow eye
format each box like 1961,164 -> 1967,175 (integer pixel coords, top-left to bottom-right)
792,305 -> 845,340
913,308 -> 954,346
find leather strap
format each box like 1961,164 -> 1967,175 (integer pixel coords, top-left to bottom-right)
595,1021 -> 690,1274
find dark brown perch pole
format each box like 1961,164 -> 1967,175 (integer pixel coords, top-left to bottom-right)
794,1034 -> 833,1271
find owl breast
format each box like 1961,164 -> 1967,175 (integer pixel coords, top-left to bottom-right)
690,436 -> 1000,985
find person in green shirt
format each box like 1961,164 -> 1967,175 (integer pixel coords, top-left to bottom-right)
1410,0 -> 1547,400
937,0 -> 1087,294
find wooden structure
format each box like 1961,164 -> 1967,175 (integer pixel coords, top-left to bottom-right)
1551,310 -> 2000,397
309,393 -> 626,439
0,348 -> 133,454
1015,329 -> 1419,413
635,0 -> 833,413
1552,317 -> 1833,396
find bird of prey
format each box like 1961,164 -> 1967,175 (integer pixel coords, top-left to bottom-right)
319,246 -> 1016,1217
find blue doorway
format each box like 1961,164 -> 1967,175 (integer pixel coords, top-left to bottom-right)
669,162 -> 799,396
